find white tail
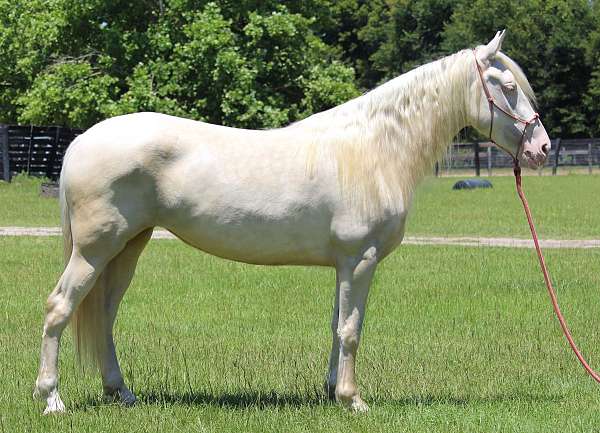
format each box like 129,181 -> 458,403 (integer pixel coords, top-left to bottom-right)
62,153 -> 108,372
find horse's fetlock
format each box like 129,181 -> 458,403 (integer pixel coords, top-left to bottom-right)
34,376 -> 57,399
335,383 -> 358,404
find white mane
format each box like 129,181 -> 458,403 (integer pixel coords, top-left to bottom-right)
298,49 -> 475,219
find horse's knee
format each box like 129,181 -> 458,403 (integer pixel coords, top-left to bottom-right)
338,308 -> 361,351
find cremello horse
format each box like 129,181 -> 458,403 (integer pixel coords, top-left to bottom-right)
35,31 -> 550,414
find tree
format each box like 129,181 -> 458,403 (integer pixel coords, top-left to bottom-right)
443,0 -> 595,138
357,0 -> 456,87
584,1 -> 600,136
1,1 -> 359,129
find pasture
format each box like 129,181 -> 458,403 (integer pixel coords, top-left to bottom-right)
1,174 -> 600,432
2,174 -> 600,239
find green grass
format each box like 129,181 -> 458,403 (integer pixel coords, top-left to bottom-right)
1,174 -> 599,239
406,174 -> 600,239
0,175 -> 60,226
2,236 -> 600,432
1,174 -> 599,431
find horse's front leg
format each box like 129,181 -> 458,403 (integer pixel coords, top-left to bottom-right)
333,246 -> 378,412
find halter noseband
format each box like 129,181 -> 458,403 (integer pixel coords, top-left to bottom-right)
472,49 -> 539,164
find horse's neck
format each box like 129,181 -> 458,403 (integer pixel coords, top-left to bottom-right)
363,52 -> 471,176
318,51 -> 472,219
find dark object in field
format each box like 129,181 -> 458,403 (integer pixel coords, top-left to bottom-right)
40,182 -> 59,198
452,179 -> 493,190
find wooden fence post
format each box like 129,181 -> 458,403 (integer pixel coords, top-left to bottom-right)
588,142 -> 593,175
0,125 -> 9,182
474,141 -> 480,176
487,146 -> 492,177
552,138 -> 561,175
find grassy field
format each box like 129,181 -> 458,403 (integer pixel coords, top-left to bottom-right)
1,236 -> 600,432
1,174 -> 600,431
1,173 -> 599,239
406,174 -> 600,239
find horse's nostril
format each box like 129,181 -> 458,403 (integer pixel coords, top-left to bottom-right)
541,144 -> 549,155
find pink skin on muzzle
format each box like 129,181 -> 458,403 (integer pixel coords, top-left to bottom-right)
520,121 -> 550,169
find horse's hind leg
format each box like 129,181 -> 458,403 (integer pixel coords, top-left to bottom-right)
34,248 -> 114,414
98,228 -> 152,404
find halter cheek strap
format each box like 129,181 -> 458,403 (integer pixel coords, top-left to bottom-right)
473,49 -> 539,164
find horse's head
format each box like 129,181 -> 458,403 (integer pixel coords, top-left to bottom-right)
467,30 -> 550,169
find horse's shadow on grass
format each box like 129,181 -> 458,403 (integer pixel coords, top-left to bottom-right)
76,388 -> 563,411
139,389 -> 330,409
75,389 -> 331,411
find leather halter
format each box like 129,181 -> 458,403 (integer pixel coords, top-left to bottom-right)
472,49 -> 539,163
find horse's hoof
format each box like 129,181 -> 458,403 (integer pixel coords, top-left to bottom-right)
336,391 -> 370,413
42,390 -> 66,415
119,388 -> 137,406
350,396 -> 369,413
104,387 -> 137,406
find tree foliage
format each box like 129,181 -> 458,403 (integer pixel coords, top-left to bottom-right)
443,0 -> 595,137
1,0 -> 600,137
2,1 -> 359,129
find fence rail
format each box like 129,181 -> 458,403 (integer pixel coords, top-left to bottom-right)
0,124 -> 83,181
0,123 -> 599,182
437,138 -> 600,176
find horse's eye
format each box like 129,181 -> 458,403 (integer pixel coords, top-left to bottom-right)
502,81 -> 516,92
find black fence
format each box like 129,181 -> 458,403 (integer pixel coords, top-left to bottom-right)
1,123 -> 599,182
0,124 -> 83,181
438,138 -> 600,176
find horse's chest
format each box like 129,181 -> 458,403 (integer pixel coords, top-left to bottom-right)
330,210 -> 408,259
374,214 -> 408,257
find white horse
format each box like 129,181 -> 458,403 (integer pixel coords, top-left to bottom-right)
34,31 -> 550,414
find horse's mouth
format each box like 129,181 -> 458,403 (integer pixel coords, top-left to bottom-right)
521,152 -> 547,169
526,157 -> 541,169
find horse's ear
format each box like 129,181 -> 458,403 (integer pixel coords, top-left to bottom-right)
477,30 -> 506,66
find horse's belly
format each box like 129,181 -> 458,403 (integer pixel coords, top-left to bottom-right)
161,212 -> 334,266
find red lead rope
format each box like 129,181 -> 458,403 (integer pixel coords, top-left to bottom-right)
513,163 -> 600,383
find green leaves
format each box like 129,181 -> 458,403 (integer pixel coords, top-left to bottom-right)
17,60 -> 118,127
1,1 -> 358,129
